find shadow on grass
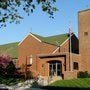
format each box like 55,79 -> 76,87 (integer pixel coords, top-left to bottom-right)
41,86 -> 90,90
0,88 -> 8,90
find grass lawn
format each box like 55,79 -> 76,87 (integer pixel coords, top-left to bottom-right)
50,78 -> 90,88
42,78 -> 90,90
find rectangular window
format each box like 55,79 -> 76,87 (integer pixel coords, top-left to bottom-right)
73,62 -> 78,70
84,32 -> 88,36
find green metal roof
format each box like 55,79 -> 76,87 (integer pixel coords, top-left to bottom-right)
32,33 -> 69,46
0,33 -> 70,58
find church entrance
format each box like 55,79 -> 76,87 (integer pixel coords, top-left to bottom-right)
49,61 -> 62,76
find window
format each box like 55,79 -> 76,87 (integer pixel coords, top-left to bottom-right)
73,62 -> 78,70
84,32 -> 88,36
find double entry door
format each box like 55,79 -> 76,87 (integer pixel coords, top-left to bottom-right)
49,61 -> 62,76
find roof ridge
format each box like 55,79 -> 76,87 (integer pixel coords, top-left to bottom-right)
30,33 -> 73,46
44,33 -> 67,38
31,33 -> 69,38
31,33 -> 44,37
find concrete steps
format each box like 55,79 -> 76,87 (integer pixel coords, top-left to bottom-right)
48,76 -> 62,84
37,76 -> 62,86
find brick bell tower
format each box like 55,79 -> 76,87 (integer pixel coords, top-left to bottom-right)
78,9 -> 90,72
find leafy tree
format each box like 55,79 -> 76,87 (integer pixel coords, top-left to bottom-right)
6,61 -> 16,77
0,0 -> 58,27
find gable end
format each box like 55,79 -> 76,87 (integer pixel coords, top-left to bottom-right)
18,33 -> 41,46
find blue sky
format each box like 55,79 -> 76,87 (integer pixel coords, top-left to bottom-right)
0,0 -> 90,45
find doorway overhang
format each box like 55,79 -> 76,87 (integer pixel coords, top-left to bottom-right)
38,52 -> 68,58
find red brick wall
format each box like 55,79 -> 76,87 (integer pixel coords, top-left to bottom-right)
78,10 -> 90,72
18,34 -> 57,73
53,38 -> 69,53
71,53 -> 81,71
60,39 -> 69,53
37,53 -> 80,76
63,71 -> 77,80
18,33 -> 80,77
54,34 -> 79,54
37,57 -> 65,76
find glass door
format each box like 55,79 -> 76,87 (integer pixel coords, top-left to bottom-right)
49,61 -> 62,76
57,63 -> 62,75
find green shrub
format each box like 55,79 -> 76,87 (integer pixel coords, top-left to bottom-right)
26,70 -> 33,79
88,73 -> 90,78
78,71 -> 90,78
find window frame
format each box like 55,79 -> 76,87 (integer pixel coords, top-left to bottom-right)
84,32 -> 88,36
73,62 -> 79,70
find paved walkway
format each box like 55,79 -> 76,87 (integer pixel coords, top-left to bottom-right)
0,84 -> 45,90
0,79 -> 47,90
15,87 -> 44,90
0,86 -> 44,90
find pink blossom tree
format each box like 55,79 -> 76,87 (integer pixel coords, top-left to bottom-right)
0,54 -> 16,77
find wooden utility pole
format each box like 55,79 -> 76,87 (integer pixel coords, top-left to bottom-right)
25,56 -> 27,80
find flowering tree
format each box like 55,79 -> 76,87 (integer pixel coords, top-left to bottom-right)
0,55 -> 16,77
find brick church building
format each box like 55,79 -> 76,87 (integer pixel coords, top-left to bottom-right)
17,9 -> 90,80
